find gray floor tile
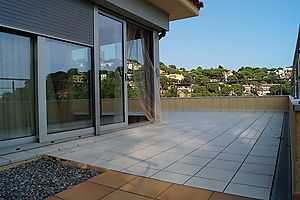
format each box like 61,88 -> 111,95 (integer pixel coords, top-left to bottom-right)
123,165 -> 159,177
0,157 -> 10,166
152,152 -> 185,162
136,159 -> 173,170
190,149 -> 219,158
249,149 -> 278,158
164,162 -> 204,175
26,146 -> 56,156
207,159 -> 241,171
216,152 -> 247,162
199,145 -> 225,152
225,183 -> 271,200
185,177 -> 227,192
178,155 -> 211,166
195,167 -> 236,182
245,155 -> 277,166
165,147 -> 194,155
97,160 -> 133,171
232,171 -> 273,188
90,151 -> 124,160
2,151 -> 36,163
239,163 -> 275,176
151,170 -> 191,184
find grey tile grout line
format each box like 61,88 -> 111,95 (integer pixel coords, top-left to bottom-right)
118,112 -> 243,172
103,113 -> 220,154
54,112 -> 263,175
114,113 -> 243,171
181,111 -> 267,185
222,111 -> 276,194
56,113 -> 230,167
147,112 -> 260,179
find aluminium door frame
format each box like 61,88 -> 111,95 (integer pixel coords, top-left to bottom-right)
37,36 -> 95,143
96,8 -> 128,132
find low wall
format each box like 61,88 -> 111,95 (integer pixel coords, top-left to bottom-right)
289,97 -> 300,199
161,96 -> 289,111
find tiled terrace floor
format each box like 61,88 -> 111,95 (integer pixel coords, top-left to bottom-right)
47,170 -> 252,200
1,111 -> 283,199
46,111 -> 283,199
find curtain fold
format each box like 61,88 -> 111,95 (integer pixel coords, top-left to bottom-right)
127,25 -> 161,123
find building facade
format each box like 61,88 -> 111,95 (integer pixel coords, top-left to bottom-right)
0,0 -> 202,149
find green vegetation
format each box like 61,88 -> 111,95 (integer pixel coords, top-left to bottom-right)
160,62 -> 291,97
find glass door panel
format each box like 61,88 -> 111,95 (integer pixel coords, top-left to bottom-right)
0,32 -> 35,141
98,14 -> 126,126
42,38 -> 92,134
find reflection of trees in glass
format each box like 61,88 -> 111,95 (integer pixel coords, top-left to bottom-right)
100,66 -> 123,99
1,80 -> 32,101
128,86 -> 137,98
46,68 -> 90,100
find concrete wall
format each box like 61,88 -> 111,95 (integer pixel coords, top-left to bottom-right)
289,97 -> 300,199
95,0 -> 169,30
161,96 -> 289,111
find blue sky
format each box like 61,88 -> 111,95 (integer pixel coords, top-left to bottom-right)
160,0 -> 300,70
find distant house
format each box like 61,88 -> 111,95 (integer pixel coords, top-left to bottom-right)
167,74 -> 185,81
243,85 -> 253,94
256,84 -> 280,96
284,67 -> 293,78
223,70 -> 233,81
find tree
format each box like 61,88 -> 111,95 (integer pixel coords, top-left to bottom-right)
128,86 -> 137,98
221,85 -> 232,96
231,84 -> 244,96
227,75 -> 238,81
269,85 -> 281,95
195,75 -> 209,83
207,83 -> 220,93
192,85 -> 207,96
163,86 -> 177,97
169,65 -> 177,69
238,69 -> 254,80
254,71 -> 267,80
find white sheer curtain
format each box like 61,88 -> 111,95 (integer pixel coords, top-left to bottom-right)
0,32 -> 34,140
127,25 -> 161,123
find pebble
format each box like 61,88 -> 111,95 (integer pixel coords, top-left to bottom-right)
0,158 -> 102,200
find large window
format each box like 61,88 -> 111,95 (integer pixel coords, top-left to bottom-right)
98,14 -> 125,126
42,38 -> 92,133
0,31 -> 35,140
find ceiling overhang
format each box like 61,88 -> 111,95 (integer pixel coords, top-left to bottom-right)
148,0 -> 204,21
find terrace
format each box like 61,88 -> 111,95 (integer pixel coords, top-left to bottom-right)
0,95 -> 293,199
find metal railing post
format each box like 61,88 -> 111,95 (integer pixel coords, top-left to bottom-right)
280,80 -> 283,95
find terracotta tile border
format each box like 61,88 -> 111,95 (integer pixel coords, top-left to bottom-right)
49,170 -> 255,200
1,156 -> 256,200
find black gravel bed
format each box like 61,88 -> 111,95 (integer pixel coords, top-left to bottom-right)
0,158 -> 102,200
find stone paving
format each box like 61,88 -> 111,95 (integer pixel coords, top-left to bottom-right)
0,111 -> 284,199
46,170 -> 252,200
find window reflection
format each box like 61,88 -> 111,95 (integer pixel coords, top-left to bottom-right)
0,32 -> 34,140
99,14 -> 125,126
43,38 -> 92,133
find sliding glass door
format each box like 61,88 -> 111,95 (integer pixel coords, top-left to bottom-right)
97,12 -> 128,130
38,37 -> 94,142
0,32 -> 35,141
